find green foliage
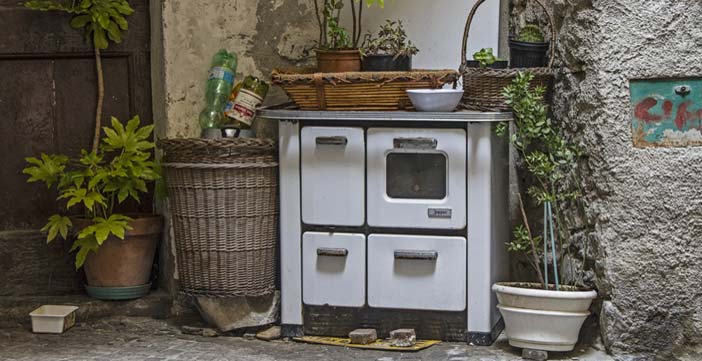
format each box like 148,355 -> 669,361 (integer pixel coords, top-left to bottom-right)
23,116 -> 158,269
360,19 -> 419,59
518,24 -> 545,43
321,0 -> 351,50
472,48 -> 500,68
24,0 -> 134,49
498,72 -> 582,285
316,0 -> 384,50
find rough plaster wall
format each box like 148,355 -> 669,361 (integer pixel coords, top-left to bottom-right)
514,0 -> 702,359
151,0 -> 317,301
158,0 -> 316,139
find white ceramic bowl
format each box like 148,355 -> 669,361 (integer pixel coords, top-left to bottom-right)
406,89 -> 464,112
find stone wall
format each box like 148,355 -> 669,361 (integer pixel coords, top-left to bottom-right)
512,0 -> 702,359
152,0 -> 317,140
150,0 -> 318,297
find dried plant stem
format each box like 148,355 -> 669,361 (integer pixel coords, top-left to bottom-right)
92,47 -> 104,153
518,192 -> 545,286
355,0 -> 363,47
314,0 -> 324,46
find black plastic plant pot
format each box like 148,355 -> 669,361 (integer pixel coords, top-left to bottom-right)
509,39 -> 549,68
362,54 -> 412,71
464,60 -> 508,69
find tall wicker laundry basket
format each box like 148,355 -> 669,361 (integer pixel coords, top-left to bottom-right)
159,138 -> 278,297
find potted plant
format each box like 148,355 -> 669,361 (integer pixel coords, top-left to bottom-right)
313,0 -> 384,72
23,116 -> 162,300
465,48 -> 508,69
509,24 -> 549,68
24,0 -> 134,153
360,19 -> 418,71
492,72 -> 597,352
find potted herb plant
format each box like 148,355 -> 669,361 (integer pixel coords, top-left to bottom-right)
360,19 -> 418,71
23,116 -> 162,300
465,48 -> 508,69
492,72 -> 597,352
509,24 -> 550,68
313,0 -> 384,72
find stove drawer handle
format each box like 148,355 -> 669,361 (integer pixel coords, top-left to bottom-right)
393,137 -> 438,150
317,248 -> 349,257
394,250 -> 438,261
316,136 -> 348,146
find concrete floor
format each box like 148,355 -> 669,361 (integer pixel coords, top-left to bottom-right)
0,317 -> 612,361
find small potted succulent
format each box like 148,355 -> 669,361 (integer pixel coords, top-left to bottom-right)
492,72 -> 597,353
465,48 -> 508,69
23,116 -> 162,300
314,0 -> 384,73
509,24 -> 549,68
360,19 -> 419,71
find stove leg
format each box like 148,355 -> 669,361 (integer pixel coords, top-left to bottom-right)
281,324 -> 303,338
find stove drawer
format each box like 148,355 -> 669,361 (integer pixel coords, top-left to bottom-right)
301,127 -> 365,226
367,234 -> 466,311
303,232 -> 366,307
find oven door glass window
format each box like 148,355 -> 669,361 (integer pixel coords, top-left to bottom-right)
386,152 -> 447,200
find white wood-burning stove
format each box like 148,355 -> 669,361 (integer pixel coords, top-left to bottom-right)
260,109 -> 511,345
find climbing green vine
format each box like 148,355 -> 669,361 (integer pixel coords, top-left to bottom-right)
496,72 -> 584,288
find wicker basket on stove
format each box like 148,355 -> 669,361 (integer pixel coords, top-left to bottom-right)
159,138 -> 278,297
272,68 -> 459,111
459,0 -> 555,111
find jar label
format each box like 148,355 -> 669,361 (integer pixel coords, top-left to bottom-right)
225,89 -> 264,126
208,66 -> 235,86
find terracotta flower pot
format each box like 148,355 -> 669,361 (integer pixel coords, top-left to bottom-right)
316,49 -> 361,73
72,215 -> 162,292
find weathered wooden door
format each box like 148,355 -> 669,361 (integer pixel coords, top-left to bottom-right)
0,1 -> 152,296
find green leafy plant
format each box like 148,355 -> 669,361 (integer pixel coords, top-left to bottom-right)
314,0 -> 384,50
472,48 -> 504,68
24,0 -> 134,152
518,24 -> 545,43
23,116 -> 159,269
496,72 -> 584,289
360,19 -> 419,59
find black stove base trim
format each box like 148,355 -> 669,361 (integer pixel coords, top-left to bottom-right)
281,324 -> 304,338
466,317 -> 504,346
303,305 -> 467,342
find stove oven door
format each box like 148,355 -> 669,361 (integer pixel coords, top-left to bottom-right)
367,234 -> 466,311
302,232 -> 366,308
301,126 -> 365,226
367,128 -> 466,229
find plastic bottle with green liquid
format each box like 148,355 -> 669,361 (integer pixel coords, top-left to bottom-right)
198,49 -> 238,137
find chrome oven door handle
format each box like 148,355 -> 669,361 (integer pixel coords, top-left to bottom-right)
394,249 -> 438,261
315,136 -> 348,146
393,137 -> 438,150
317,248 -> 349,257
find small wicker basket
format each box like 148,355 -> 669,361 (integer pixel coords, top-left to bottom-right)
160,138 -> 278,298
459,0 -> 554,111
272,68 -> 459,111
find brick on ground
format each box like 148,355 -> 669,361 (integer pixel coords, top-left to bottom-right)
389,329 -> 416,347
348,329 -> 377,345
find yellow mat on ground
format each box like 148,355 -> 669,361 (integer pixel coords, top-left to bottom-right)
293,336 -> 441,352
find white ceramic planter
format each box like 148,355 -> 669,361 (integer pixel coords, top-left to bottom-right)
492,282 -> 597,352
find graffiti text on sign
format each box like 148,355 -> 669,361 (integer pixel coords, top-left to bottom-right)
630,79 -> 702,147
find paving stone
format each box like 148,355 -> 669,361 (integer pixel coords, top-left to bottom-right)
348,328 -> 377,345
389,328 -> 416,347
0,316 -> 612,361
522,348 -> 548,360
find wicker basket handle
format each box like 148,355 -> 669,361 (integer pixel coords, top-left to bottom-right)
459,0 -> 556,71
